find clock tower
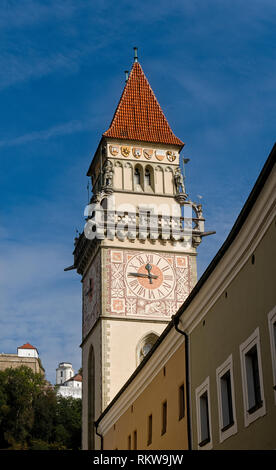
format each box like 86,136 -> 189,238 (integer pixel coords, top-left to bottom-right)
70,50 -> 207,449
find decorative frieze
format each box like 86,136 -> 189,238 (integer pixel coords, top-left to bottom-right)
108,144 -> 178,163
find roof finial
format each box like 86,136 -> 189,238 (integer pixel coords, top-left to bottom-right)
133,47 -> 138,62
124,70 -> 129,82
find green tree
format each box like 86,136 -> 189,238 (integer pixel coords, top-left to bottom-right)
32,386 -> 57,443
0,366 -> 45,447
0,366 -> 82,450
55,396 -> 82,450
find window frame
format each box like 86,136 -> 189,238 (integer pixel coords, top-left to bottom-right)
240,328 -> 266,427
268,306 -> 276,404
195,377 -> 212,450
216,355 -> 237,443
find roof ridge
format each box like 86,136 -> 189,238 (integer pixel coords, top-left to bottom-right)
18,342 -> 37,350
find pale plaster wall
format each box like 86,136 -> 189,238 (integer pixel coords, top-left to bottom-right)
103,318 -> 168,407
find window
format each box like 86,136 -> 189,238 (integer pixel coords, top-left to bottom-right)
145,168 -> 151,186
147,414 -> 152,446
134,167 -> 141,186
220,371 -> 233,427
195,377 -> 212,449
199,392 -> 210,445
128,434 -> 131,450
161,401 -> 167,435
216,355 -> 237,442
179,384 -> 185,420
268,306 -> 276,403
245,345 -> 262,412
240,328 -> 266,426
137,333 -> 159,365
133,430 -> 137,450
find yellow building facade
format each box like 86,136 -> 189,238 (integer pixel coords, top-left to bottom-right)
98,332 -> 189,450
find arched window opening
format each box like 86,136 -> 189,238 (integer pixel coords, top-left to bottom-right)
134,167 -> 141,185
155,166 -> 164,193
145,168 -> 151,186
114,161 -> 123,190
137,333 -> 159,365
123,162 -> 133,191
144,165 -> 154,192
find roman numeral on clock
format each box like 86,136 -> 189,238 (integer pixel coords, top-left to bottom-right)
129,263 -> 139,269
137,286 -> 146,297
148,290 -> 156,300
145,254 -> 153,263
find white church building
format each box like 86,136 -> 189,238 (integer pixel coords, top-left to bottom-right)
56,362 -> 82,399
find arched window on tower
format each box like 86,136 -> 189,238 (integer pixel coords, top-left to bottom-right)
134,165 -> 143,191
145,168 -> 151,186
134,167 -> 141,185
137,332 -> 159,365
145,166 -> 154,192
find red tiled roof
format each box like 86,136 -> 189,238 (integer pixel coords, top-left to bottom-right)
67,373 -> 82,382
103,61 -> 184,147
18,342 -> 37,350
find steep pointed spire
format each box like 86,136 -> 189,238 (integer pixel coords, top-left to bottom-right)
103,60 -> 184,147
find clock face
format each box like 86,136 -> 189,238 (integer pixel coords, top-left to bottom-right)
125,253 -> 175,300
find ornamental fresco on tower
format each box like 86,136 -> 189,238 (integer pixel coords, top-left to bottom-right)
82,251 -> 101,338
105,249 -> 191,319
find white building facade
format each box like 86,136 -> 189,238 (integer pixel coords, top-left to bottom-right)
56,362 -> 82,399
56,362 -> 74,385
56,373 -> 82,399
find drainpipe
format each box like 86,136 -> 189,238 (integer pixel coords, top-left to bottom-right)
95,422 -> 104,450
171,315 -> 192,451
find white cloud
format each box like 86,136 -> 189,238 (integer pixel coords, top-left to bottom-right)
0,119 -> 95,148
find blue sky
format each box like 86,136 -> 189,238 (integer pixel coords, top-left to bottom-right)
0,0 -> 275,384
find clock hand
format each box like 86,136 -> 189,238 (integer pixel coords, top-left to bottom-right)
128,272 -> 158,279
145,263 -> 154,284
